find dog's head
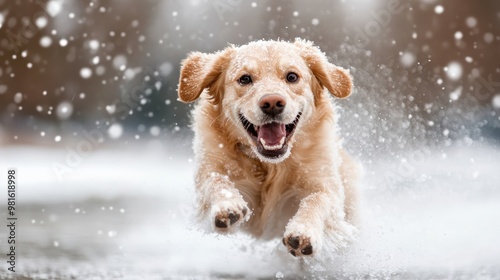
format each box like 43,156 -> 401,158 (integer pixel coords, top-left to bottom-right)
178,39 -> 352,163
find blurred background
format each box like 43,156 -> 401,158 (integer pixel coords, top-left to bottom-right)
0,0 -> 499,150
0,0 -> 500,279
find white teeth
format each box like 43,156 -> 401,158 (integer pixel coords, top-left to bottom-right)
259,137 -> 286,151
259,138 -> 266,146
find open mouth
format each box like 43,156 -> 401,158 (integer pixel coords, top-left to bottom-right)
239,113 -> 302,159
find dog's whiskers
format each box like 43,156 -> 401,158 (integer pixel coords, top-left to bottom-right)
239,115 -> 254,131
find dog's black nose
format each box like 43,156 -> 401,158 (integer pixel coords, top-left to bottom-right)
259,94 -> 286,116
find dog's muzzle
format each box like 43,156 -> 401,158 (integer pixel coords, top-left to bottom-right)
239,111 -> 301,159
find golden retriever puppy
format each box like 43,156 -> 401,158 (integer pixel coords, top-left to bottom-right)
178,39 -> 360,257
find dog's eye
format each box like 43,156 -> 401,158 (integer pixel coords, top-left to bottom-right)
286,72 -> 299,83
238,75 -> 252,85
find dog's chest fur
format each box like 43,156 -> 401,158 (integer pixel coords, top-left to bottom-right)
221,147 -> 302,238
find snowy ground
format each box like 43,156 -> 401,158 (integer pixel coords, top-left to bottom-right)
1,139 -> 500,279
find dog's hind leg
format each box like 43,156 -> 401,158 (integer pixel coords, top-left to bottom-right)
339,150 -> 362,226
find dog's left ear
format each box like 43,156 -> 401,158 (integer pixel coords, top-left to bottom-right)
178,46 -> 234,104
294,38 -> 353,99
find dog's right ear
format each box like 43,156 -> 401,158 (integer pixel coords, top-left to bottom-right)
178,47 -> 234,104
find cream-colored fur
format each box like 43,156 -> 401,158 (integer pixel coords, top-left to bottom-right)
178,39 -> 360,257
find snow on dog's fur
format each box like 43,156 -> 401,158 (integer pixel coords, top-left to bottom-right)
178,38 -> 360,257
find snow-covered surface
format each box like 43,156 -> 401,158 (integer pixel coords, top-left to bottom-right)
1,140 -> 499,279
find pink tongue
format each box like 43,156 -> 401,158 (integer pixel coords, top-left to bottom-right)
258,122 -> 286,145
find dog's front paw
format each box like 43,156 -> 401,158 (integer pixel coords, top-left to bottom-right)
211,200 -> 249,231
282,234 -> 314,257
282,222 -> 323,257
